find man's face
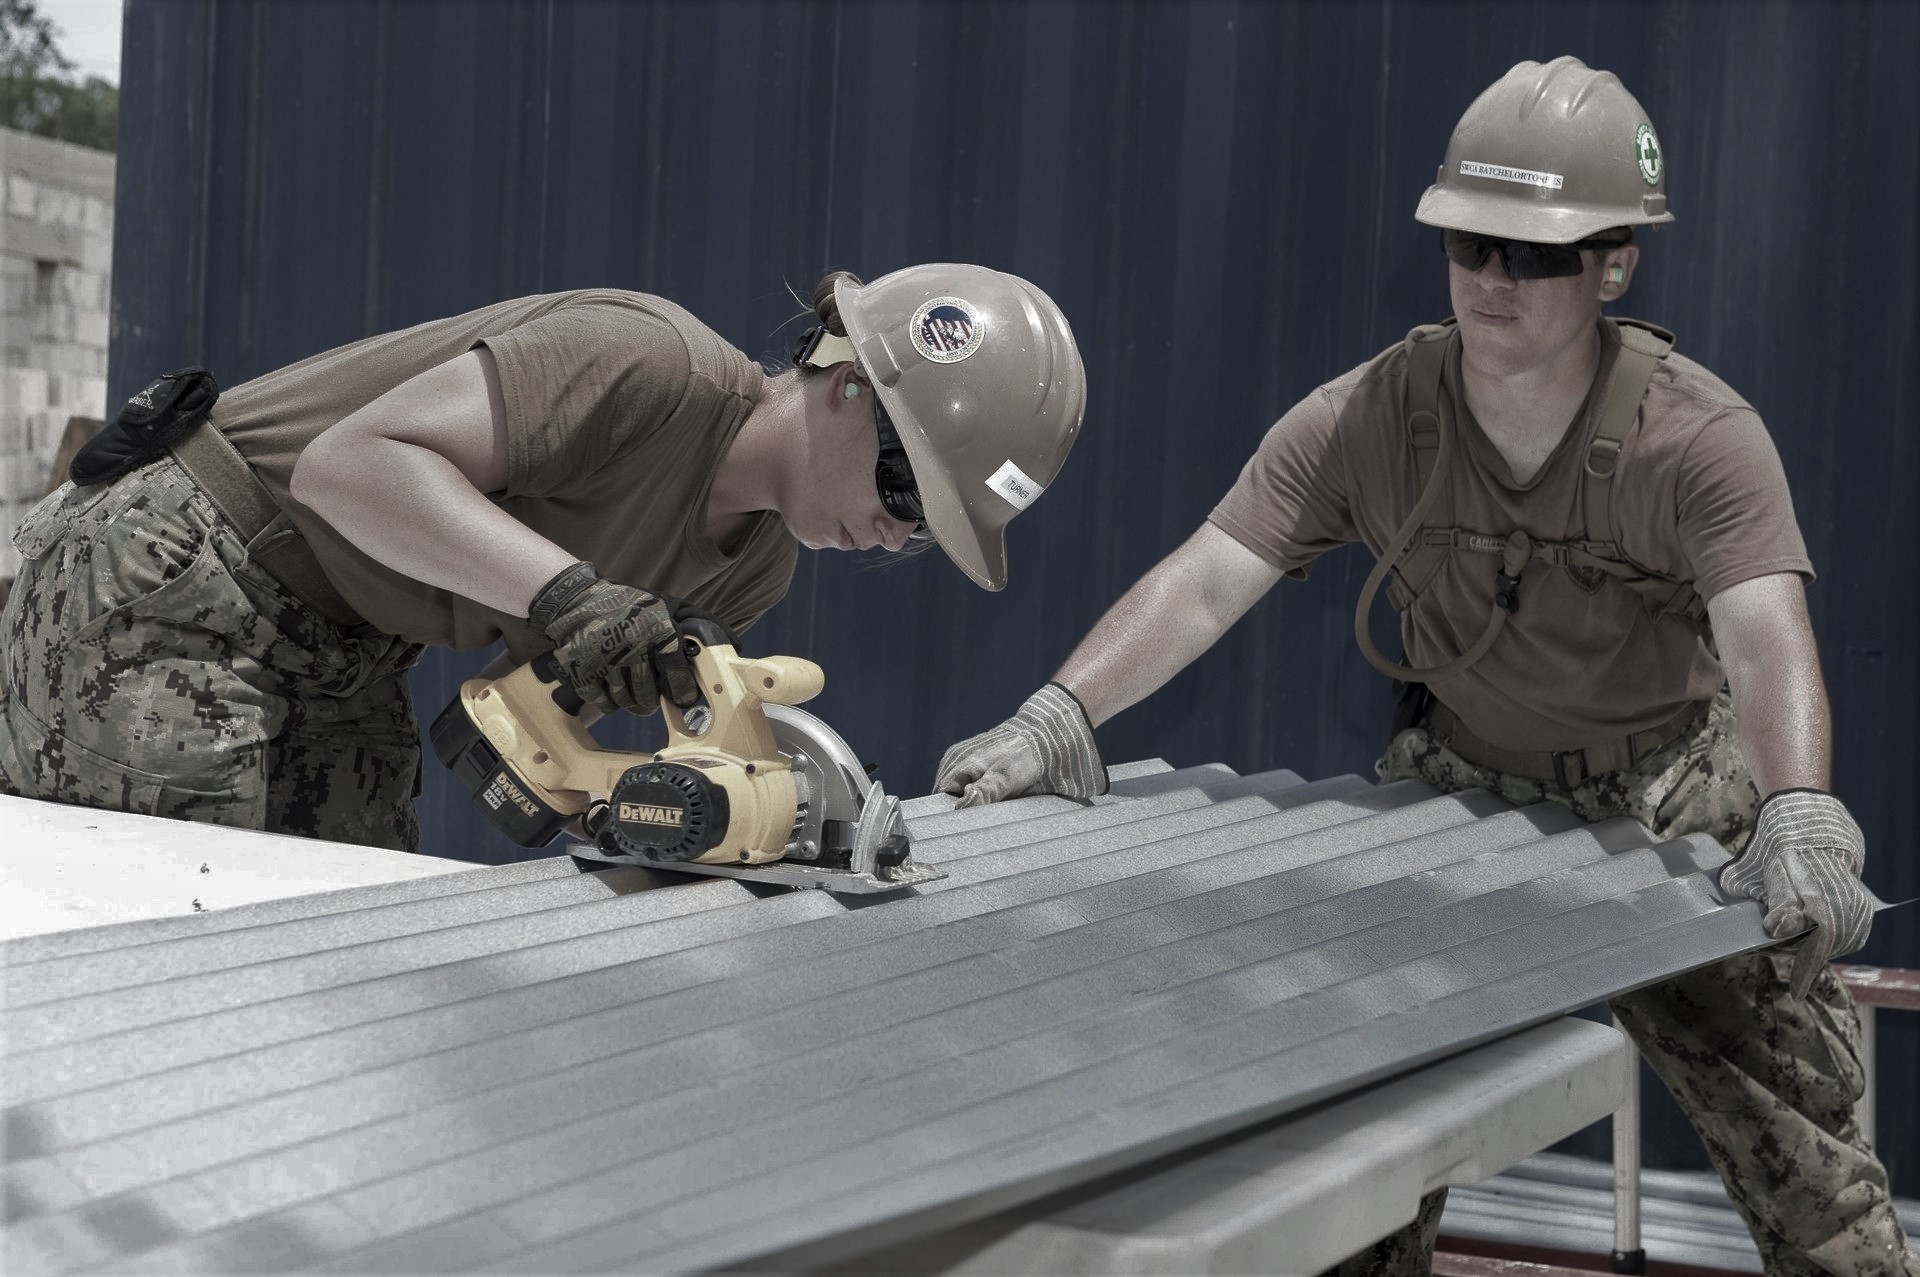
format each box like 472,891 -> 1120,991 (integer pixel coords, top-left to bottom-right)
1447,242 -> 1629,377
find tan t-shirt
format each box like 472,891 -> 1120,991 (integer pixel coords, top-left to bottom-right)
216,290 -> 797,661
1210,320 -> 1812,753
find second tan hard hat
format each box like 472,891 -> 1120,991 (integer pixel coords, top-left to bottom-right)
1415,55 -> 1675,244
835,263 -> 1087,592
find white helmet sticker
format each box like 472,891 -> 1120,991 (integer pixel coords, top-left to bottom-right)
986,458 -> 1043,510
1459,160 -> 1565,190
910,296 -> 986,364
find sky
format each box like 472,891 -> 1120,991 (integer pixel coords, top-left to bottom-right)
37,0 -> 124,84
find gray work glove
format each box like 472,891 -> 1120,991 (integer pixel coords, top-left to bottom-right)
1719,788 -> 1875,999
935,683 -> 1107,808
528,561 -> 707,717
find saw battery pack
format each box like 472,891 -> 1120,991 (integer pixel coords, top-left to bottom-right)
429,695 -> 574,847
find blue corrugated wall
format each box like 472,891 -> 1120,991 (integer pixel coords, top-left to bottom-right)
108,0 -> 1915,1193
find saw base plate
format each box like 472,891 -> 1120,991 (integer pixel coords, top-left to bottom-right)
568,846 -> 944,893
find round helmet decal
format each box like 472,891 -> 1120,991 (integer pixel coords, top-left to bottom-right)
910,296 -> 986,364
1634,122 -> 1663,187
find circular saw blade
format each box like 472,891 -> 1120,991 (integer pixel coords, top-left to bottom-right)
765,703 -> 869,859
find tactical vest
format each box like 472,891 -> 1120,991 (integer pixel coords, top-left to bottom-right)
1353,317 -> 1708,685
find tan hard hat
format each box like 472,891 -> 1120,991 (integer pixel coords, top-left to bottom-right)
833,263 -> 1087,591
1415,56 -> 1674,244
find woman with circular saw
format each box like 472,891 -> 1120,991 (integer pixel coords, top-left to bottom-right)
0,264 -> 1087,854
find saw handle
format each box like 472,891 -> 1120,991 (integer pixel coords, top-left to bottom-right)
677,614 -> 735,652
529,614 -> 729,720
530,651 -> 586,717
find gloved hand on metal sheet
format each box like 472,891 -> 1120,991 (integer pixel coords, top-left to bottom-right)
528,560 -> 723,717
935,682 -> 1106,807
1719,788 -> 1875,998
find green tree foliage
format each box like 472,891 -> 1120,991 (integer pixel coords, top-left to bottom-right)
1,0 -> 117,152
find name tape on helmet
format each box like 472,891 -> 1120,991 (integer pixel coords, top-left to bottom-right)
986,459 -> 1043,511
1458,160 -> 1564,190
910,296 -> 986,364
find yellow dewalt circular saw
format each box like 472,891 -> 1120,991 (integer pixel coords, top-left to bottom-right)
429,624 -> 943,894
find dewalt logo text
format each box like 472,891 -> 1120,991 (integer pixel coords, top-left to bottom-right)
619,802 -> 683,827
486,772 -> 541,819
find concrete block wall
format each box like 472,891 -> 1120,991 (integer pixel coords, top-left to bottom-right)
1,126 -> 114,580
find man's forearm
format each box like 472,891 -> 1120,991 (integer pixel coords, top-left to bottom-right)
1710,574 -> 1832,795
1055,524 -> 1283,727
1726,646 -> 1831,795
1055,568 -> 1219,726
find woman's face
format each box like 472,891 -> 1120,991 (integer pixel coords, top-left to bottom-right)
788,372 -> 922,554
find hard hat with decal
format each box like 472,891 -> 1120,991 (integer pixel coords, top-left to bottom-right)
833,263 -> 1087,591
1415,56 -> 1675,244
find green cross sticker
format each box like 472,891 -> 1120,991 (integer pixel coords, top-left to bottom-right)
1635,123 -> 1662,186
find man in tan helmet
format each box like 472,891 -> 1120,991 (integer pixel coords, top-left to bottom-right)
938,57 -> 1915,1274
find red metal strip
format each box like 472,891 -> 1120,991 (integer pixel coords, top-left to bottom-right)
1834,964 -> 1920,1011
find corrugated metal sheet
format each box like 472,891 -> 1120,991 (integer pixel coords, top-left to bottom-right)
105,0 -> 1918,1192
2,763 -> 1773,1273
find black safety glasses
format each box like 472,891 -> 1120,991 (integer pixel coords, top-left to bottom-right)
1441,229 -> 1624,281
871,395 -> 932,540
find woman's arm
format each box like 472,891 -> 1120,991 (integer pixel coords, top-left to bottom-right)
288,347 -> 576,616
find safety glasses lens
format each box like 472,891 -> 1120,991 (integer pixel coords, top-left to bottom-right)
872,399 -> 927,534
1440,229 -> 1587,281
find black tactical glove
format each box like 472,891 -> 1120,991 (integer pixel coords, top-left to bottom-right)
1719,788 -> 1876,999
528,562 -> 724,717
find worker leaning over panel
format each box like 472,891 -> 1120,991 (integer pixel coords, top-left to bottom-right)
937,57 -> 1915,1275
0,265 -> 1086,851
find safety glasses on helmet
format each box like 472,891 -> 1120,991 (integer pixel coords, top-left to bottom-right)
1441,229 -> 1628,281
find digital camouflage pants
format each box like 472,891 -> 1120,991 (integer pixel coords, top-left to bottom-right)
0,457 -> 426,851
1326,690 -> 1916,1276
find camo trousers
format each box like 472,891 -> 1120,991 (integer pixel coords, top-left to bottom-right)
1339,690 -> 1915,1276
0,456 -> 426,851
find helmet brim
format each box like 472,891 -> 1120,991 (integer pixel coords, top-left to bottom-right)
1415,183 -> 1672,244
870,381 -> 1009,591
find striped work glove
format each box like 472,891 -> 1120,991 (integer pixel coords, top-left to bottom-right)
934,683 -> 1107,808
1719,788 -> 1875,999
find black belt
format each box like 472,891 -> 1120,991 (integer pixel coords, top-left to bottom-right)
1426,698 -> 1712,788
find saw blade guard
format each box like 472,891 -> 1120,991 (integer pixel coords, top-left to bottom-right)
765,703 -> 868,861
764,703 -> 922,879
